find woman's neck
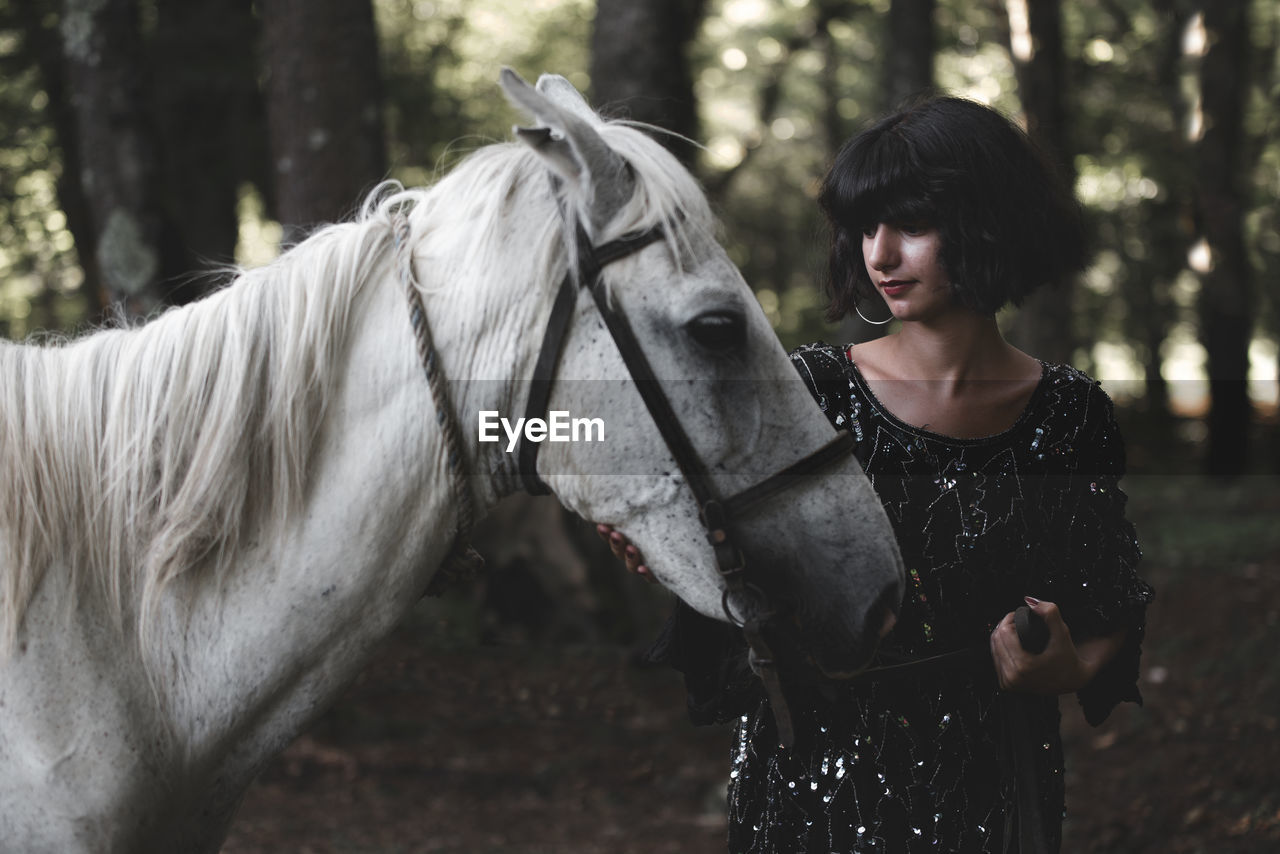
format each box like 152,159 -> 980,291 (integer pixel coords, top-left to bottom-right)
881,312 -> 1026,384
850,312 -> 1045,438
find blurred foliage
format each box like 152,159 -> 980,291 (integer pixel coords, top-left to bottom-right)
376,0 -> 594,186
0,1 -> 86,339
1126,474 -> 1280,575
1,0 -> 1277,400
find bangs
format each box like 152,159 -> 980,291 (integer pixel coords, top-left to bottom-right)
821,126 -> 938,231
863,192 -> 937,231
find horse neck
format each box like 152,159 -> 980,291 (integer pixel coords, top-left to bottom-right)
172,193 -> 570,677
158,250 -> 469,757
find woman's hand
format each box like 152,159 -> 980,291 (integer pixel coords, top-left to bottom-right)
990,597 -> 1124,695
595,523 -> 657,584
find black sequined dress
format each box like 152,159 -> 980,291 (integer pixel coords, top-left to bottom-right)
654,342 -> 1154,854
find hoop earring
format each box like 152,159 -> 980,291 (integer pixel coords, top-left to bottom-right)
854,302 -> 894,326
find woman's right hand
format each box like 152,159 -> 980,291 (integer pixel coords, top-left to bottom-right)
595,524 -> 657,584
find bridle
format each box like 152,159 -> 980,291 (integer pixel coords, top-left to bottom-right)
516,211 -> 856,748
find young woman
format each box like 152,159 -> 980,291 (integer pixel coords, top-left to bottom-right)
600,96 -> 1153,853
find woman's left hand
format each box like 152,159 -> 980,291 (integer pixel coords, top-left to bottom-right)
989,597 -> 1093,695
595,523 -> 657,584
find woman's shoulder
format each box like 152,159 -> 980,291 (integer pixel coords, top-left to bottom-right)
1031,362 -> 1127,470
788,340 -> 849,368
1036,361 -> 1119,421
788,340 -> 856,390
787,341 -> 863,421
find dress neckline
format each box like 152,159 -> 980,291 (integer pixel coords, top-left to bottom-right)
843,346 -> 1051,445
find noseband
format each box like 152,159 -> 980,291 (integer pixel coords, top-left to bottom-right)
517,213 -> 855,748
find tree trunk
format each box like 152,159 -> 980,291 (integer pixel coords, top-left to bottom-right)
259,0 -> 387,241
14,0 -> 102,314
1136,0 -> 1196,417
61,0 -> 174,316
884,0 -> 935,111
589,0 -> 707,167
152,0 -> 264,300
1002,0 -> 1077,366
1196,1 -> 1254,476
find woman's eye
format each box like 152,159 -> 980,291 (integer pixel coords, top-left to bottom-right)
686,311 -> 746,353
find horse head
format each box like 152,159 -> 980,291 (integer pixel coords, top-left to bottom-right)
494,70 -> 905,685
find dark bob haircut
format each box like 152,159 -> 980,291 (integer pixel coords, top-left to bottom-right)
818,96 -> 1088,320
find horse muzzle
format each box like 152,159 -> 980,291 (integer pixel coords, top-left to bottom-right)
753,579 -> 903,686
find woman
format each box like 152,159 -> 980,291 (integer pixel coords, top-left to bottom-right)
600,96 -> 1153,853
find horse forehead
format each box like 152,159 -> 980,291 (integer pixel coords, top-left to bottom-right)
622,231 -> 738,290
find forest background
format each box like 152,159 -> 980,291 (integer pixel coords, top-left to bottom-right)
1,1 -> 1278,852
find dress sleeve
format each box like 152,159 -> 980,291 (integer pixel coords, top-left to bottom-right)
1059,383 -> 1155,726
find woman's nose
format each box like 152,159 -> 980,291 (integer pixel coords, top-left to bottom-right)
865,226 -> 898,271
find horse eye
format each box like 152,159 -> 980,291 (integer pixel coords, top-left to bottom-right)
686,311 -> 746,353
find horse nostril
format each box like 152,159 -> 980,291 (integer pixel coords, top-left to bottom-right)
878,606 -> 897,639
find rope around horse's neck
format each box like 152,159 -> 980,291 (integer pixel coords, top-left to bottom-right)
392,212 -> 484,595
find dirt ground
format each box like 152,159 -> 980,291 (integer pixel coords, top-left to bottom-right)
221,478 -> 1280,854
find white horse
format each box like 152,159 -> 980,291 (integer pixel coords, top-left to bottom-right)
0,71 -> 903,852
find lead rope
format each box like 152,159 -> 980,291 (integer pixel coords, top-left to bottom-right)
392,212 -> 484,595
703,500 -> 797,750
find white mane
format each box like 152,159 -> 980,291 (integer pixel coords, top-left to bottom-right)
0,120 -> 713,665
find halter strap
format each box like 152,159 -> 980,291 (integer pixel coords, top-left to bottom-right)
518,221 -> 668,495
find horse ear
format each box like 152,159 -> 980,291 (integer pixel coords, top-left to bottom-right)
499,67 -> 634,233
532,74 -> 602,127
